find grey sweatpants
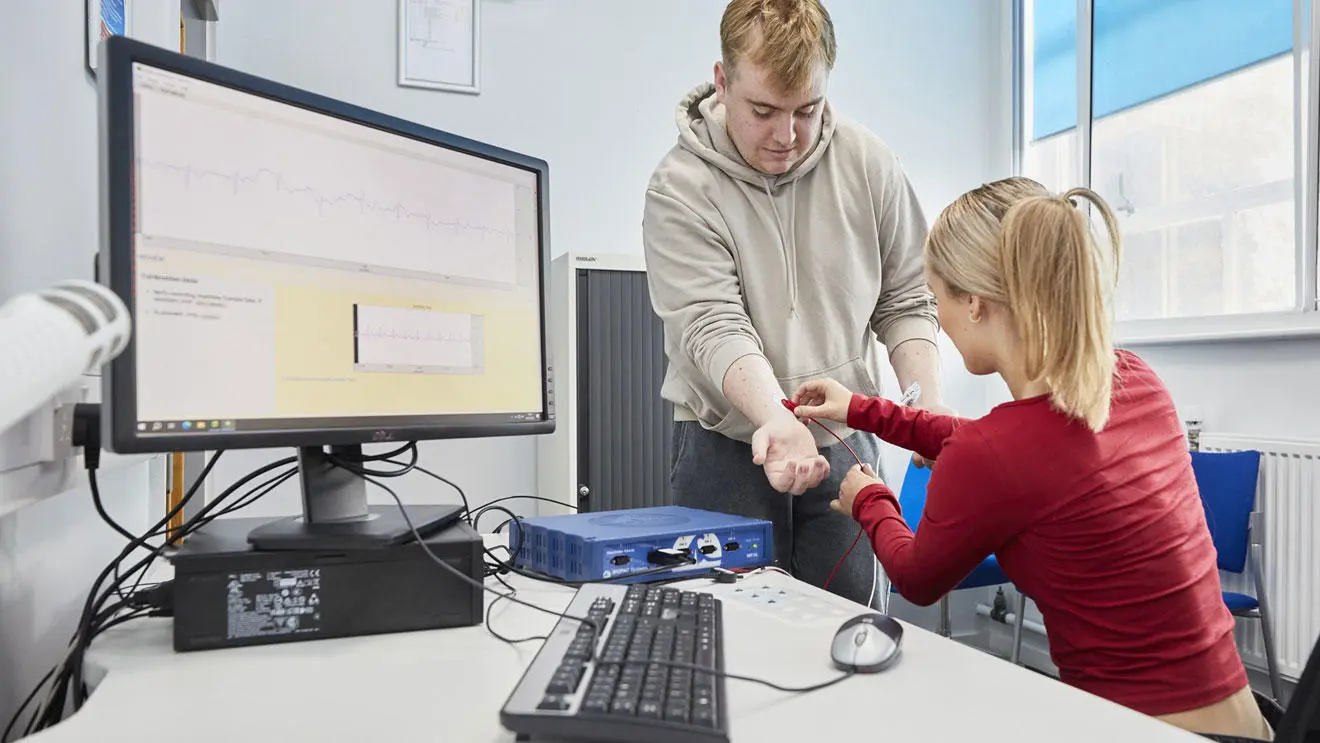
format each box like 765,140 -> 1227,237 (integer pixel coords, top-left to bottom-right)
670,421 -> 881,607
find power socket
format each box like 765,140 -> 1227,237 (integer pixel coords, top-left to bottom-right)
0,381 -> 90,473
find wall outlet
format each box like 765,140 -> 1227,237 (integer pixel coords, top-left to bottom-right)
0,381 -> 90,474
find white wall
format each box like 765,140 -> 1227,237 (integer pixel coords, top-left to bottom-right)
0,0 -> 177,731
206,0 -> 1012,531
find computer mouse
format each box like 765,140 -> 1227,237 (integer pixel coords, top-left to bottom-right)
830,613 -> 903,673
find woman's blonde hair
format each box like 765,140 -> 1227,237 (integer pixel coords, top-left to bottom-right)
925,176 -> 1122,432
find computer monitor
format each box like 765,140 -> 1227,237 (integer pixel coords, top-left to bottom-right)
96,36 -> 554,550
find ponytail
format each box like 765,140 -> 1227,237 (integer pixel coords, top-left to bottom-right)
998,188 -> 1122,432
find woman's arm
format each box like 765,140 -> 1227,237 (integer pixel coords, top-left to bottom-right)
846,394 -> 966,463
849,427 -> 1017,606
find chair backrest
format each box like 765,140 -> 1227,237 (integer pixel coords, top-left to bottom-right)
896,460 -> 932,532
1189,449 -> 1261,574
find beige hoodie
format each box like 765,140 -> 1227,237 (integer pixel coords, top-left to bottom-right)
642,83 -> 938,446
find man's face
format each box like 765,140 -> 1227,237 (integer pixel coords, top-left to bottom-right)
714,56 -> 828,176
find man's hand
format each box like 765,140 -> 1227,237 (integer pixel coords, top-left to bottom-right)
751,416 -> 829,495
909,402 -> 956,469
790,378 -> 854,423
830,463 -> 883,517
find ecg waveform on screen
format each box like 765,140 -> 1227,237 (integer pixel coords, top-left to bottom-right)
353,305 -> 481,371
355,326 -> 472,344
145,160 -> 513,244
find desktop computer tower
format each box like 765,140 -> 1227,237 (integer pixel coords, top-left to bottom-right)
169,517 -> 484,652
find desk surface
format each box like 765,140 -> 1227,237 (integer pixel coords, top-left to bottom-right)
28,545 -> 1202,742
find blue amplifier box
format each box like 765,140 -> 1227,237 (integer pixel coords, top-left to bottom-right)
508,506 -> 774,584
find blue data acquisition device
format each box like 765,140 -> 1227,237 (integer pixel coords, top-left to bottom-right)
508,506 -> 774,584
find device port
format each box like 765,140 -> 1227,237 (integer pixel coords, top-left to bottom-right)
647,549 -> 690,566
699,544 -> 718,555
724,541 -> 740,551
610,555 -> 630,565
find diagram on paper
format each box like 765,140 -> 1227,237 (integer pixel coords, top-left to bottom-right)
353,304 -> 484,374
402,0 -> 477,89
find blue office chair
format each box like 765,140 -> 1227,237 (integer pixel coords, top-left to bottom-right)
1190,449 -> 1283,702
890,461 -> 1029,663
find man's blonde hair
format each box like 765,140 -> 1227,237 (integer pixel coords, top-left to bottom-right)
925,177 -> 1123,432
720,0 -> 837,94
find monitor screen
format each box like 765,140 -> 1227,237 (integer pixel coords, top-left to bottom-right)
103,55 -> 552,451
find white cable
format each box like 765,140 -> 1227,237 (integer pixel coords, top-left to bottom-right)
868,555 -> 879,609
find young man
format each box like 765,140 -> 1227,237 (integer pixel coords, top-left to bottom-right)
642,0 -> 945,605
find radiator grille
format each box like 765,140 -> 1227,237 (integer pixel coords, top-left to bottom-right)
1200,434 -> 1320,680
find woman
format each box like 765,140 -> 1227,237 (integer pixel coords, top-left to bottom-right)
792,177 -> 1270,739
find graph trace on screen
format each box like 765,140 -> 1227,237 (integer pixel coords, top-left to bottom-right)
146,159 -> 512,252
135,82 -> 520,287
353,304 -> 485,375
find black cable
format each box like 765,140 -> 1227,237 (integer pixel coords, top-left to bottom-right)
477,494 -> 577,513
328,442 -> 417,478
473,504 -> 521,539
347,471 -> 604,653
88,472 -> 138,544
204,466 -> 298,520
484,593 -> 549,646
385,458 -> 472,524
68,452 -> 299,713
106,465 -> 293,619
3,666 -> 53,743
65,450 -> 225,713
351,442 -> 414,463
20,449 -> 299,736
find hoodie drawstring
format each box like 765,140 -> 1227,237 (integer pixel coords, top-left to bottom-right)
762,179 -> 799,317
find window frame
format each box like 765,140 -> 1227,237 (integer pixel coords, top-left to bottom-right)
1012,0 -> 1320,345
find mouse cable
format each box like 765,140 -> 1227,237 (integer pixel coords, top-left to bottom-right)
354,468 -> 863,698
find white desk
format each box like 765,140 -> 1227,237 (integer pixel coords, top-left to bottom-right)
27,542 -> 1202,742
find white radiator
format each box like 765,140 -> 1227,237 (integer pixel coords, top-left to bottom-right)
1199,433 -> 1320,681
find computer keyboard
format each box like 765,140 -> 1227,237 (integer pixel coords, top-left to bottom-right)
499,583 -> 730,743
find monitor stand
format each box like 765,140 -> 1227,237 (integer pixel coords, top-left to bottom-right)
246,444 -> 465,552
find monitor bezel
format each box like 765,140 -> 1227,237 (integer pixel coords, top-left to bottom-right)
97,35 -> 555,454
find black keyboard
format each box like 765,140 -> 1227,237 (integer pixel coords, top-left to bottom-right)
499,583 -> 730,743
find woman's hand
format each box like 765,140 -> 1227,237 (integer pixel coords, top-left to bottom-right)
791,378 -> 854,423
830,463 -> 883,518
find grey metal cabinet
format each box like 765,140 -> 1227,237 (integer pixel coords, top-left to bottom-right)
536,254 -> 673,515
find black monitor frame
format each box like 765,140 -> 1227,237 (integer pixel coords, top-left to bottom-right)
95,36 -> 555,551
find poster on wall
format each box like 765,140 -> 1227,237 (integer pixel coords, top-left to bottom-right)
398,0 -> 481,94
87,0 -> 131,75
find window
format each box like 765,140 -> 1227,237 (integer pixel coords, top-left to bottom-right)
1017,0 -> 1320,340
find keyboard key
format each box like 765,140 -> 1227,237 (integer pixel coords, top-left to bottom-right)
537,695 -> 570,711
664,700 -> 690,724
638,700 -> 663,719
693,699 -> 717,727
544,660 -> 585,694
581,694 -> 611,714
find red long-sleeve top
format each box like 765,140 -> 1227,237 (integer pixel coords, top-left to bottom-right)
850,351 -> 1246,716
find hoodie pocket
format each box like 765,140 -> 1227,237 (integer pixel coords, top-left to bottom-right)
776,356 -> 881,402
